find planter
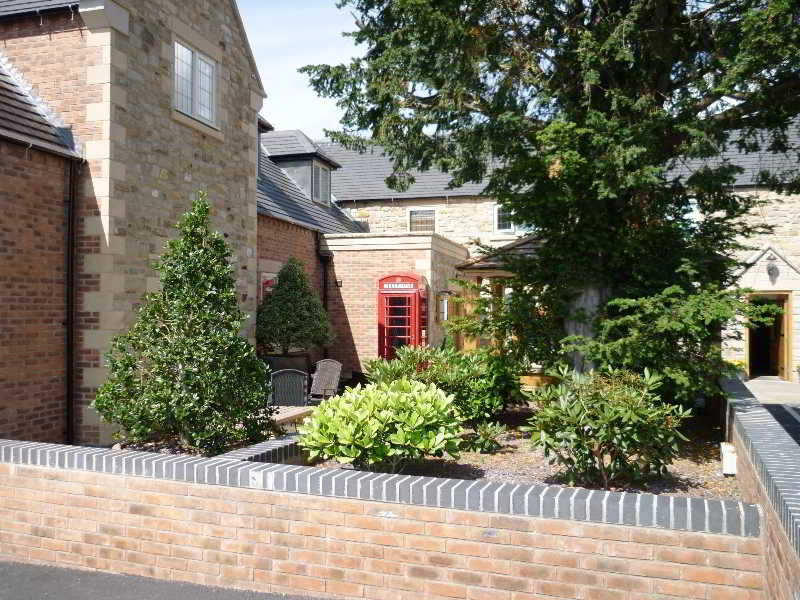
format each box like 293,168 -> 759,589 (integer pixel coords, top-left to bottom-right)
519,372 -> 557,390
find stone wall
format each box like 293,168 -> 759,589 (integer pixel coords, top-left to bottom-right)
0,439 -> 765,600
723,189 -> 800,382
345,196 -> 520,255
0,142 -> 69,443
0,1 -> 264,444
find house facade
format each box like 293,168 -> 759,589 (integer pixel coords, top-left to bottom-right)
257,130 -> 469,377
319,142 -> 525,254
0,0 -> 265,444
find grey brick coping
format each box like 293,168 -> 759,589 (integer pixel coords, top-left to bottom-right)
725,378 -> 800,557
0,438 -> 758,538
216,435 -> 301,463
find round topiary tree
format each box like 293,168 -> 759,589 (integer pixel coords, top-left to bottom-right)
256,257 -> 334,356
93,192 -> 274,455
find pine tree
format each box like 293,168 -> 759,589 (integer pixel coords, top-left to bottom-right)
256,258 -> 334,355
303,1 -> 800,394
94,192 -> 274,455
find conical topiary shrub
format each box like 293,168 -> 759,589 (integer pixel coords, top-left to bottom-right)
256,257 -> 334,355
93,192 -> 274,455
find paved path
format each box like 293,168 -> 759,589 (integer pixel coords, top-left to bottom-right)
0,560 -> 321,600
744,376 -> 800,404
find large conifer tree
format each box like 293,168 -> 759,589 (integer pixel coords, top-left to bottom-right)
304,1 -> 800,392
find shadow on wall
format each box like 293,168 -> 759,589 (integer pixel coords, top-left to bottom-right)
325,261 -> 360,378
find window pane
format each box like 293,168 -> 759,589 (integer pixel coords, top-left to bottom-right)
174,42 -> 193,115
409,209 -> 435,233
196,56 -> 214,122
496,205 -> 514,231
321,167 -> 330,203
313,164 -> 321,201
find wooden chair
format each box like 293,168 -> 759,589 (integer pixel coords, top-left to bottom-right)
309,359 -> 342,405
270,369 -> 308,406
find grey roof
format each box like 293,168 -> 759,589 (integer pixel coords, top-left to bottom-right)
318,142 -> 489,202
670,123 -> 800,187
260,130 -> 340,168
257,149 -> 362,234
0,0 -> 76,17
0,57 -> 79,157
457,235 -> 539,271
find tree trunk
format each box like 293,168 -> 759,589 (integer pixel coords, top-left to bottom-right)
565,284 -> 611,372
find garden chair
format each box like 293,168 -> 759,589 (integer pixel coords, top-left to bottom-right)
309,359 -> 342,405
270,369 -> 309,406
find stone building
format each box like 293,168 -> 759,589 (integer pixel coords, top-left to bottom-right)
319,142 -> 528,255
0,0 -> 265,444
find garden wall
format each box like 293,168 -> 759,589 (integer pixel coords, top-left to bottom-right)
725,378 -> 800,600
0,438 -> 765,600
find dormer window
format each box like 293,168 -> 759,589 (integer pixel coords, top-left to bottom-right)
313,162 -> 331,204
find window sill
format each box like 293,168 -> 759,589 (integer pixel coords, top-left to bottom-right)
171,109 -> 224,141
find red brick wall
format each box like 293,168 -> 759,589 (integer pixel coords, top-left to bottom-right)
0,462 -> 765,600
327,248 -> 430,375
0,11 -> 106,444
734,429 -> 800,600
256,215 -> 322,299
0,141 -> 69,442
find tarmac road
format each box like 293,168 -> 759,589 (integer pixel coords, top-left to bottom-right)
0,560 -> 322,600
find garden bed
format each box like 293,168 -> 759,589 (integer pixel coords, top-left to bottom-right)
317,408 -> 743,501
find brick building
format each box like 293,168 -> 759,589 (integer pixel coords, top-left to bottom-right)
0,54 -> 82,443
257,129 -> 469,377
0,0 -> 265,444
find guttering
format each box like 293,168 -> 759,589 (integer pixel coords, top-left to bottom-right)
315,232 -> 333,359
65,158 -> 81,444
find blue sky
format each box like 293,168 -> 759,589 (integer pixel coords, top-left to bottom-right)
238,0 -> 361,140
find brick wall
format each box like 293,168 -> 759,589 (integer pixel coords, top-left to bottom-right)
0,450 -> 765,600
0,142 -> 69,443
0,11 -> 107,444
735,429 -> 800,600
728,386 -> 800,600
326,246 -> 430,375
257,215 -> 322,299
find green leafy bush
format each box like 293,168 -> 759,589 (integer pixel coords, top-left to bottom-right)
365,346 -> 521,426
463,421 -> 507,454
297,379 -> 461,473
256,257 -> 334,355
527,368 -> 691,488
94,192 -> 275,455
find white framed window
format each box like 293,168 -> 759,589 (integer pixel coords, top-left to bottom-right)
408,207 -> 436,233
495,204 -> 532,233
174,40 -> 217,127
312,162 -> 331,204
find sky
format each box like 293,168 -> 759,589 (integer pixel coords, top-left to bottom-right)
238,0 -> 362,140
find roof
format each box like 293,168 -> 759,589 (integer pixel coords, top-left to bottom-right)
0,0 -> 75,17
457,235 -> 539,272
670,123 -> 800,187
260,130 -> 341,169
0,55 -> 79,157
257,149 -> 362,234
318,142 -> 489,202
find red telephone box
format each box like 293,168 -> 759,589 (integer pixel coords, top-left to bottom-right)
378,273 -> 428,359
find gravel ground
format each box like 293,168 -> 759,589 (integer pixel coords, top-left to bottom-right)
319,409 -> 743,501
